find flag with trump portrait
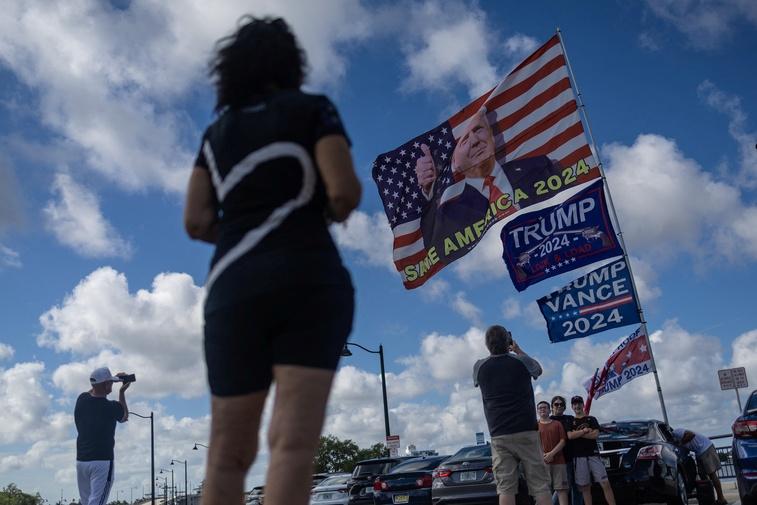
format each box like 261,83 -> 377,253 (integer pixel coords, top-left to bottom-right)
372,34 -> 601,289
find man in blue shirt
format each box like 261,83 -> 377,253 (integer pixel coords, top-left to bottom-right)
673,428 -> 726,505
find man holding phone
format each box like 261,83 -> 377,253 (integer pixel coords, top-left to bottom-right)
473,325 -> 551,505
75,367 -> 133,505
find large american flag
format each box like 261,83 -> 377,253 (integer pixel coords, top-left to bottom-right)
373,34 -> 599,289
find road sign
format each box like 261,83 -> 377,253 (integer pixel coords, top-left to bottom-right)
733,367 -> 749,388
475,432 -> 485,445
386,435 -> 400,457
719,367 -> 748,390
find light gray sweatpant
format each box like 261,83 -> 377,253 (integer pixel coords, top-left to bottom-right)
76,460 -> 114,505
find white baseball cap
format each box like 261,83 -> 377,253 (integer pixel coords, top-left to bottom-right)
90,367 -> 121,384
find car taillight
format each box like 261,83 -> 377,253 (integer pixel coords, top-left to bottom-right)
373,478 -> 386,491
733,419 -> 757,438
637,444 -> 663,460
416,474 -> 433,488
433,468 -> 451,479
484,466 -> 493,474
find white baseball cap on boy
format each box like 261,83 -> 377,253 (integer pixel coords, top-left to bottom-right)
90,367 -> 122,384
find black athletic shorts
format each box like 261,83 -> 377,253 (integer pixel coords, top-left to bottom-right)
204,283 -> 354,396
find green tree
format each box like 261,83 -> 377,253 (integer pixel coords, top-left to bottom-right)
0,483 -> 44,505
313,435 -> 387,474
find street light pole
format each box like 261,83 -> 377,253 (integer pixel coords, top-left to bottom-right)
171,459 -> 188,505
159,468 -> 174,504
342,342 -> 391,438
130,411 -> 155,505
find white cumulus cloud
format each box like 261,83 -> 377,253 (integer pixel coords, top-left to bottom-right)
644,0 -> 757,49
43,172 -> 133,258
0,1 -> 375,194
331,211 -> 395,271
0,343 -> 14,360
697,80 -> 757,188
38,267 -> 206,399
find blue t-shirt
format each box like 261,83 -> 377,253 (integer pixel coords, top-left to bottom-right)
74,392 -> 124,461
673,428 -> 713,456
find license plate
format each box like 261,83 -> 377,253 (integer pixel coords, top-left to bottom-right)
363,486 -> 373,494
393,495 -> 410,504
601,457 -> 611,468
460,471 -> 478,481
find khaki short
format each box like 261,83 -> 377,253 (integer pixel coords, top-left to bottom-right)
573,456 -> 608,487
547,463 -> 569,491
698,445 -> 721,476
491,430 -> 551,497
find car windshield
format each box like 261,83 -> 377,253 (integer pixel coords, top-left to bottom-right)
354,462 -> 393,476
450,445 -> 491,460
390,458 -> 445,473
316,475 -> 351,487
746,393 -> 757,413
599,422 -> 652,440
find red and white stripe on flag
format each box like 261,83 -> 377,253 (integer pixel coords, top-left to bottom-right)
391,34 -> 600,287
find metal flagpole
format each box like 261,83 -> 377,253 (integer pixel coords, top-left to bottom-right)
556,27 -> 669,425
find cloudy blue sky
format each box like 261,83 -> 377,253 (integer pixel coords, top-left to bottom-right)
1,0 -> 756,501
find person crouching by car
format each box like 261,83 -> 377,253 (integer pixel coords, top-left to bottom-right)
537,401 -> 569,505
672,428 -> 727,505
569,396 -> 616,505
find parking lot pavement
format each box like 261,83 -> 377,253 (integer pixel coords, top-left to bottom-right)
636,479 -> 740,505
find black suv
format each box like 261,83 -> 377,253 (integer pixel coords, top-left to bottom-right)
347,456 -> 414,504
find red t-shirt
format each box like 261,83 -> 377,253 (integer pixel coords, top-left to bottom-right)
538,419 -> 566,464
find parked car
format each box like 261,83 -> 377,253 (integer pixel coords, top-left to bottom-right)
733,389 -> 757,505
247,485 -> 264,505
373,455 -> 449,505
310,473 -> 353,505
431,444 -> 530,505
347,456 -> 414,504
596,420 -> 699,505
314,472 -> 335,488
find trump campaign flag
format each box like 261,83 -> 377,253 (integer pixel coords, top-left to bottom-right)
584,326 -> 655,409
538,258 -> 641,342
500,179 -> 622,292
372,34 -> 600,289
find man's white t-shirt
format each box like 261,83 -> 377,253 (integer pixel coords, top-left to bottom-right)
672,428 -> 713,456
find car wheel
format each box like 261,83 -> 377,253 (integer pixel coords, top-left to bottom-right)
667,471 -> 688,505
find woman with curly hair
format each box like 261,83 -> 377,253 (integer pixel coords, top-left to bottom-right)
184,16 -> 361,505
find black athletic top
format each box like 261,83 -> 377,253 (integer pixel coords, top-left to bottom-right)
570,415 -> 601,457
473,353 -> 543,436
74,392 -> 124,461
194,90 -> 352,296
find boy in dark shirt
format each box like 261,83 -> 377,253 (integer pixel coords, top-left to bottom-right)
568,396 -> 615,505
550,396 -> 582,505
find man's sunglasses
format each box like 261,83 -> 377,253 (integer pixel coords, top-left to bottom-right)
552,402 -> 565,407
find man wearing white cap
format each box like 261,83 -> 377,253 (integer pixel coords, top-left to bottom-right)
75,367 -> 131,505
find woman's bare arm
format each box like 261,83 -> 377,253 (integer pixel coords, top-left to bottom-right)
315,135 -> 361,222
184,167 -> 219,243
